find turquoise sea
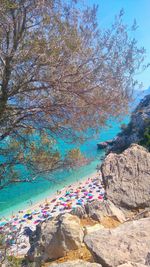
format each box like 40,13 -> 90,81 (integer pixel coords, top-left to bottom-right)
0,117 -> 129,218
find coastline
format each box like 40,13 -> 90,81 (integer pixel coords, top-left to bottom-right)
0,116 -> 124,218
1,170 -> 104,256
1,170 -> 98,220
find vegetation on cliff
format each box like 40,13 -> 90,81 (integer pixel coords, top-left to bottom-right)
139,123 -> 150,151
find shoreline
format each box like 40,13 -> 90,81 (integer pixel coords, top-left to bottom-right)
1,170 -> 104,256
16,170 -> 98,218
1,170 -> 98,220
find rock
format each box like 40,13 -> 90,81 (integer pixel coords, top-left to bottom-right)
97,140 -> 115,150
85,200 -> 126,222
71,205 -> 87,219
117,263 -> 147,267
84,224 -> 104,235
28,213 -> 84,262
97,142 -> 108,149
49,260 -> 102,267
101,144 -> 150,209
108,94 -> 150,153
85,217 -> 150,267
132,208 -> 150,220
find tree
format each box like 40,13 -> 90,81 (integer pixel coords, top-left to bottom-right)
0,0 -> 147,188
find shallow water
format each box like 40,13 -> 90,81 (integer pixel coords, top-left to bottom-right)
0,117 -> 129,218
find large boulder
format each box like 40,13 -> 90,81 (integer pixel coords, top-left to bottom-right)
85,200 -> 126,223
49,260 -> 102,267
71,205 -> 87,219
117,263 -> 147,267
85,217 -> 150,267
101,144 -> 150,209
28,213 -> 84,262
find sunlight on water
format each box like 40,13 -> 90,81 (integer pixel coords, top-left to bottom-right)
0,117 -> 129,217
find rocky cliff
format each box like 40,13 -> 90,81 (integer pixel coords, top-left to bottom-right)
26,135 -> 150,267
108,94 -> 150,153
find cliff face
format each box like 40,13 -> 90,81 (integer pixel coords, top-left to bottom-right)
109,94 -> 150,153
101,144 -> 150,209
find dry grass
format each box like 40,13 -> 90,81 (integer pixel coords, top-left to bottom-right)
80,217 -> 97,227
43,246 -> 94,266
100,216 -> 121,228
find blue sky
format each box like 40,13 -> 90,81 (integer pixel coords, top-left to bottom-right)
85,0 -> 150,90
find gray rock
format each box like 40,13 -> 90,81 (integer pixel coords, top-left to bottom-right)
117,263 -> 147,267
49,260 -> 102,267
71,205 -> 87,219
85,217 -> 150,267
97,142 -> 108,149
108,94 -> 150,153
101,144 -> 150,209
28,213 -> 84,262
85,200 -> 126,222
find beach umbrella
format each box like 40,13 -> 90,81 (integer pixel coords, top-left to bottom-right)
19,219 -> 26,223
0,221 -> 7,227
28,215 -> 33,220
13,217 -> 19,221
51,198 -> 56,203
12,221 -> 18,225
88,193 -> 93,196
81,189 -> 86,192
77,202 -> 82,206
34,219 -> 41,224
59,197 -> 64,200
23,214 -> 29,218
65,191 -> 70,196
77,199 -> 83,205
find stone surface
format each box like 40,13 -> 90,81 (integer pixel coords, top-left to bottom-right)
117,263 -> 147,267
71,205 -> 87,219
101,144 -> 150,209
85,217 -> 150,267
49,260 -> 102,267
84,224 -> 104,235
97,142 -> 108,149
28,213 -> 84,262
108,94 -> 150,153
85,200 -> 126,222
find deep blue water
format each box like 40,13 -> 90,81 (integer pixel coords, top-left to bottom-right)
0,117 -> 129,218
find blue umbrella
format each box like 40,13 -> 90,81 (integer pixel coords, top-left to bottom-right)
23,214 -> 29,218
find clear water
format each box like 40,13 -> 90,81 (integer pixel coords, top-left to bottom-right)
0,117 -> 129,218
